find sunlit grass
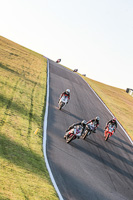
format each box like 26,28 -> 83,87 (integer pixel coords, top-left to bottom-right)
82,76 -> 133,140
0,36 -> 58,200
59,64 -> 133,140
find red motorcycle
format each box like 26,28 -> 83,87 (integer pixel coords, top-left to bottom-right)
56,59 -> 61,63
64,126 -> 82,144
104,124 -> 115,141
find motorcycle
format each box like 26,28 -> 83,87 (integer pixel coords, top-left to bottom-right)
64,126 -> 82,144
58,95 -> 68,110
82,122 -> 95,140
56,59 -> 61,63
104,124 -> 115,141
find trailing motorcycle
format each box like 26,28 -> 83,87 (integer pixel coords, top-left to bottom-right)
104,124 -> 115,141
58,95 -> 68,110
64,126 -> 82,144
82,122 -> 95,140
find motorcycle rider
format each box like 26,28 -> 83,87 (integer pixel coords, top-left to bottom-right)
87,116 -> 100,133
59,89 -> 70,104
104,117 -> 117,132
64,120 -> 87,139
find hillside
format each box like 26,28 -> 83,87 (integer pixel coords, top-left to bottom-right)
82,76 -> 133,141
0,35 -> 132,199
0,36 -> 58,200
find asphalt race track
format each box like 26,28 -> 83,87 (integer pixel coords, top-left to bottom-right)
46,60 -> 133,200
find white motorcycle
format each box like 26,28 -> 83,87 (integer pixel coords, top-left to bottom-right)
64,126 -> 83,143
58,95 -> 68,110
82,122 -> 95,140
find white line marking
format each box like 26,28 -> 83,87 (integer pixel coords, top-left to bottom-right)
43,59 -> 64,200
80,76 -> 133,145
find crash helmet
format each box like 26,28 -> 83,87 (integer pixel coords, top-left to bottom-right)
112,117 -> 116,122
95,116 -> 100,121
81,120 -> 87,126
66,89 -> 70,94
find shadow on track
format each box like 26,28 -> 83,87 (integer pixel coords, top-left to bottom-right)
113,135 -> 133,148
109,139 -> 133,155
61,109 -> 83,121
70,140 -> 133,181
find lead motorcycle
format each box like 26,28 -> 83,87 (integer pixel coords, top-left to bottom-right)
104,124 -> 115,141
58,95 -> 68,110
64,126 -> 82,143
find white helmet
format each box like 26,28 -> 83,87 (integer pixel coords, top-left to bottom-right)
66,89 -> 70,94
81,120 -> 87,126
95,116 -> 100,121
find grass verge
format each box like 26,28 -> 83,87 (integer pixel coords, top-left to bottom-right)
81,76 -> 133,141
59,65 -> 133,141
0,36 -> 58,200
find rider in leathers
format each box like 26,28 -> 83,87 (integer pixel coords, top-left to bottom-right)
104,118 -> 117,132
87,116 -> 100,133
65,120 -> 87,138
59,89 -> 70,103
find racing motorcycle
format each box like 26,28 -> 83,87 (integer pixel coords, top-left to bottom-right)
56,59 -> 61,63
104,124 -> 115,141
82,122 -> 95,140
58,95 -> 68,110
64,126 -> 82,144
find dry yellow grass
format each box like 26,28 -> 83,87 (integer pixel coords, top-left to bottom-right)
82,76 -> 133,140
60,65 -> 133,141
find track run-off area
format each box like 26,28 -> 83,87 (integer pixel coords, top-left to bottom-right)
44,59 -> 133,200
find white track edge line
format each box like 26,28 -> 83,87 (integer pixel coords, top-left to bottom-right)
80,75 -> 133,145
43,59 -> 64,200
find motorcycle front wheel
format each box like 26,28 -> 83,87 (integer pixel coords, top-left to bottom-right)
59,102 -> 64,110
82,130 -> 89,140
105,132 -> 109,141
66,134 -> 75,144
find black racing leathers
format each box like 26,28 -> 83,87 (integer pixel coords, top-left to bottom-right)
66,122 -> 86,135
105,119 -> 117,132
87,119 -> 99,128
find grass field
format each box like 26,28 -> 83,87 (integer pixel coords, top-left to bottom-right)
82,76 -> 133,141
0,35 -> 133,200
63,66 -> 133,140
0,36 -> 58,200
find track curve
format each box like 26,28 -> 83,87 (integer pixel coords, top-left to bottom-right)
46,60 -> 133,200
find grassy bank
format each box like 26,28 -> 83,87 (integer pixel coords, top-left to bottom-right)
59,65 -> 133,141
0,36 -> 58,200
82,76 -> 133,141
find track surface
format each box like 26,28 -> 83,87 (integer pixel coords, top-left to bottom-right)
46,60 -> 133,200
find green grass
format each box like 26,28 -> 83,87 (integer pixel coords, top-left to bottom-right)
0,36 -> 58,200
1,34 -> 132,200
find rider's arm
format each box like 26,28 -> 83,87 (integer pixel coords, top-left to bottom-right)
97,119 -> 100,126
107,120 -> 111,125
68,122 -> 81,130
96,122 -> 99,127
87,120 -> 92,124
59,93 -> 63,99
67,94 -> 70,100
60,92 -> 65,97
